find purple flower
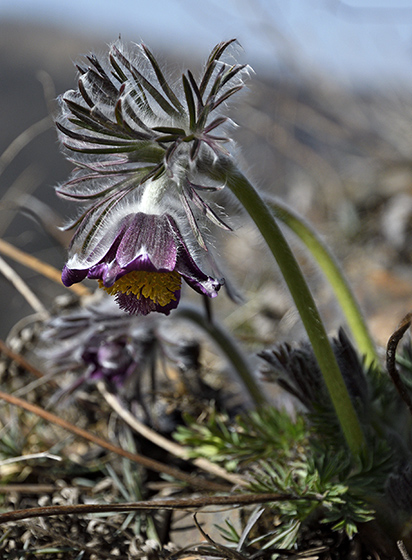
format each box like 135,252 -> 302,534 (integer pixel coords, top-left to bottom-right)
55,40 -> 248,315
37,297 -> 155,396
62,212 -> 222,315
81,334 -> 137,386
55,40 -> 247,246
37,296 -> 207,417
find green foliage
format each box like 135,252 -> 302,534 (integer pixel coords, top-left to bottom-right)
174,387 -> 403,549
174,406 -> 307,469
247,449 -> 376,543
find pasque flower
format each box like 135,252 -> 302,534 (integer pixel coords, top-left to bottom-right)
39,296 -> 202,402
39,297 -> 154,393
56,39 -> 248,314
62,212 -> 221,315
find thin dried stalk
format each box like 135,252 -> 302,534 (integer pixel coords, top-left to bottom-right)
0,492 -> 295,524
98,381 -> 247,487
0,238 -> 90,297
386,312 -> 412,416
0,388 -> 230,493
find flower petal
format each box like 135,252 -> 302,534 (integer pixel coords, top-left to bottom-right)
166,216 -> 223,297
62,265 -> 88,287
116,213 -> 177,270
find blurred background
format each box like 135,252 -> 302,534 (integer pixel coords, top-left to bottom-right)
2,0 -> 412,342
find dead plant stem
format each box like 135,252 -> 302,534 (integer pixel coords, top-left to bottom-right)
0,389 -> 230,493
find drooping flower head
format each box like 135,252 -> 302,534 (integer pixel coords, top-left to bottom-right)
62,212 -> 222,315
56,40 -> 249,314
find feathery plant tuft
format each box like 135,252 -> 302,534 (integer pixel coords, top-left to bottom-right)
175,328 -> 412,549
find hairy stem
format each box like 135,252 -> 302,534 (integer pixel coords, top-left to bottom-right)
266,198 -> 378,367
206,159 -> 366,456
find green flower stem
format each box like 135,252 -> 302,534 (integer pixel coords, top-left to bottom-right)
176,305 -> 267,407
266,198 -> 379,368
206,158 -> 366,457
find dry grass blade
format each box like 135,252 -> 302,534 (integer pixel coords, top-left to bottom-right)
0,484 -> 56,494
0,165 -> 45,239
0,254 -> 49,315
0,388 -> 231,493
0,115 -> 52,177
0,238 -> 91,297
0,452 -> 61,467
398,541 -> 412,560
98,381 -> 247,488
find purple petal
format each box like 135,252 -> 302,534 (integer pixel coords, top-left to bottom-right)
88,254 -> 158,286
88,260 -> 125,286
167,216 -> 223,298
182,273 -> 223,298
117,213 -> 177,270
62,265 -> 88,286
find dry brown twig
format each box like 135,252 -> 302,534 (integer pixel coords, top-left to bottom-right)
97,381 -> 247,488
0,338 -> 57,385
0,388 -> 231,494
0,238 -> 90,297
0,492 -> 295,525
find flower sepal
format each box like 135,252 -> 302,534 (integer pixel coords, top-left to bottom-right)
62,212 -> 222,316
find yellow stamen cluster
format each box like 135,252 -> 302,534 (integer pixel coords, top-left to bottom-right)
99,270 -> 182,307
